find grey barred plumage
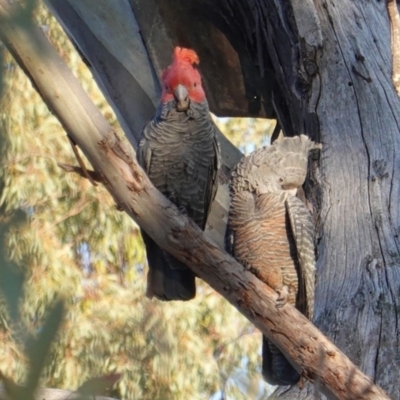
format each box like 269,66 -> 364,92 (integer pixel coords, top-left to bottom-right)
138,99 -> 220,301
228,134 -> 320,385
138,47 -> 220,301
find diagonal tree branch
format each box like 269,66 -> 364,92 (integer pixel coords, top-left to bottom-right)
0,2 -> 390,399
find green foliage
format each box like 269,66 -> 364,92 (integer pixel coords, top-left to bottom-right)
0,2 -> 274,399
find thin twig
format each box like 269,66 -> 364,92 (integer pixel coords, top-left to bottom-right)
66,136 -> 98,186
58,162 -> 103,183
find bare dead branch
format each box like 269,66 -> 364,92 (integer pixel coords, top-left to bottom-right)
0,1 -> 391,399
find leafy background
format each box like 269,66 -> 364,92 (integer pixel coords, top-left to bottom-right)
0,2 -> 276,399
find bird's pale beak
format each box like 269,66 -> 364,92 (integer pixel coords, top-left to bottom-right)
174,84 -> 189,111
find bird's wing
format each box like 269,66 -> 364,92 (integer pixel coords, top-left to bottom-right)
137,121 -> 196,300
226,190 -> 258,259
285,195 -> 316,319
137,124 -> 153,174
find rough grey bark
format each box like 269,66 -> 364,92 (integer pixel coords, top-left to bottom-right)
0,1 -> 392,399
241,1 -> 400,399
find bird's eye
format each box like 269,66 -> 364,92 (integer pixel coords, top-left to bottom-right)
194,82 -> 197,87
165,85 -> 169,90
279,177 -> 284,183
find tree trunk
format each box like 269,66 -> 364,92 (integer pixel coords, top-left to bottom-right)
260,1 -> 400,398
205,0 -> 399,398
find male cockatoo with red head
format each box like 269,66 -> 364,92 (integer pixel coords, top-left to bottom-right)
138,47 -> 220,301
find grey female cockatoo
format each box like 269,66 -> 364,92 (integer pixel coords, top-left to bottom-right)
227,134 -> 320,385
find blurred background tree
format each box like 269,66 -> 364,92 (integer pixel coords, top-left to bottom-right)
0,3 -> 275,399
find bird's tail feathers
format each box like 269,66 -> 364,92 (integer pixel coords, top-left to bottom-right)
262,336 -> 300,386
142,231 -> 196,301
